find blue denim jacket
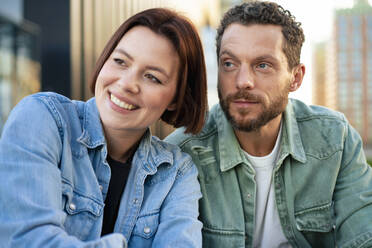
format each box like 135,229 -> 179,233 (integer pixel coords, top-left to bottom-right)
166,99 -> 372,248
0,92 -> 202,248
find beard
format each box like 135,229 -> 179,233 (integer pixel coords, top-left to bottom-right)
218,83 -> 289,132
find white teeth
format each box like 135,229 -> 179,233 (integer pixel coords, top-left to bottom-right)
110,94 -> 136,110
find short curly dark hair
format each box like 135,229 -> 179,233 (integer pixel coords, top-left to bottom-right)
216,1 -> 305,69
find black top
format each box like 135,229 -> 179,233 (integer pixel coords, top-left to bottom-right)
101,156 -> 131,236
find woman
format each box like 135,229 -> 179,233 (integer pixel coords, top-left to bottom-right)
0,8 -> 207,247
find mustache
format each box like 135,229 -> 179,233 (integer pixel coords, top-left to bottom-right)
227,90 -> 264,103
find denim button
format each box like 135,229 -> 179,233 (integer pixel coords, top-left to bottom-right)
99,185 -> 103,191
247,193 -> 251,198
133,198 -> 139,204
69,203 -> 76,211
144,226 -> 151,234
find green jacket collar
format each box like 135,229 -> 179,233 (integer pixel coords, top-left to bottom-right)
212,99 -> 306,172
280,99 -> 307,164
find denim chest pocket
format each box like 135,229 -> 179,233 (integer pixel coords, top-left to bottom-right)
295,203 -> 336,247
130,212 -> 159,247
62,189 -> 103,240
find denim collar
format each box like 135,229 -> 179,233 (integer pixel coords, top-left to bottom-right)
134,130 -> 174,175
77,97 -> 172,174
213,99 -> 306,172
77,98 -> 106,149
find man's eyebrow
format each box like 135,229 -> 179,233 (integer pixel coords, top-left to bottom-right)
220,49 -> 279,63
219,49 -> 238,60
254,55 -> 278,62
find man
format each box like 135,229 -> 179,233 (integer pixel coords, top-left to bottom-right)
166,1 -> 372,247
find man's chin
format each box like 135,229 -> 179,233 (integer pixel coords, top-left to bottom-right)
229,115 -> 259,131
230,111 -> 258,124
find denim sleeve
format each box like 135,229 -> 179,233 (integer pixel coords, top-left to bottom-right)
0,96 -> 126,248
334,122 -> 372,248
152,155 -> 203,248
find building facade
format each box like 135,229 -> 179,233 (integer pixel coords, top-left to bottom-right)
0,2 -> 41,131
315,0 -> 372,146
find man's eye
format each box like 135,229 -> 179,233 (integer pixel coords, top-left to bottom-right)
113,58 -> 125,65
223,61 -> 233,67
257,63 -> 268,69
145,74 -> 162,84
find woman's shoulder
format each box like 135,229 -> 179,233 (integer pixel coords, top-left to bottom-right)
149,136 -> 195,173
11,92 -> 86,131
18,92 -> 76,113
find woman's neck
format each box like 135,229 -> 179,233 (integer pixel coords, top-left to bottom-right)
103,127 -> 145,163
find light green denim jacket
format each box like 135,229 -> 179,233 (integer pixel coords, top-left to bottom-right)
166,99 -> 372,248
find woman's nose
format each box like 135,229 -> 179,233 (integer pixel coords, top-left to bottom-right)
118,71 -> 140,94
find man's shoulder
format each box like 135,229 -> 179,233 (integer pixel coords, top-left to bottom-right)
289,98 -> 347,124
288,99 -> 351,157
165,122 -> 218,149
165,105 -> 220,148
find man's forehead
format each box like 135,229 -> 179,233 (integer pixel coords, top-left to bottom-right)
220,23 -> 284,54
221,23 -> 283,42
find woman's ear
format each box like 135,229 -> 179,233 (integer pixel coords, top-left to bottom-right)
166,102 -> 177,111
289,64 -> 305,92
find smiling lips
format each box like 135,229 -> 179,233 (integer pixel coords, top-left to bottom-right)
110,94 -> 138,110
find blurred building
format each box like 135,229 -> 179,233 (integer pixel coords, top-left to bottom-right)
315,0 -> 372,146
312,42 -> 327,107
0,0 -> 41,131
0,0 -> 225,137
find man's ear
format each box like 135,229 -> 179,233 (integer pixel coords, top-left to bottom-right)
289,64 -> 305,92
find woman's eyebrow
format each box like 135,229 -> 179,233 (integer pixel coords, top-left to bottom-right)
113,48 -> 133,60
114,48 -> 169,78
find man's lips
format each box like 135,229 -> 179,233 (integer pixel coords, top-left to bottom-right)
231,98 -> 261,109
233,99 -> 259,103
233,99 -> 260,105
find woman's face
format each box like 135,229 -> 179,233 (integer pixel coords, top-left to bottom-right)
95,26 -> 179,136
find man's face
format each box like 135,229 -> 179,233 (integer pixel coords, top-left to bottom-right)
218,23 -> 296,132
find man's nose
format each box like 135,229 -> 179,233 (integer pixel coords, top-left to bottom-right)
236,66 -> 254,90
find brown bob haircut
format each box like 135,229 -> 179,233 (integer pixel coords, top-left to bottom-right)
90,8 -> 207,134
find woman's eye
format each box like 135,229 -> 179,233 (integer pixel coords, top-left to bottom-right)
145,74 -> 162,84
113,58 -> 125,66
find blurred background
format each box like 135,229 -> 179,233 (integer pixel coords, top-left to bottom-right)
0,0 -> 372,163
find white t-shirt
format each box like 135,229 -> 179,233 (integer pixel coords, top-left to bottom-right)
244,123 -> 292,248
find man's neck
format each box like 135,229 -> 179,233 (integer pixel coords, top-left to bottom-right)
234,114 -> 282,157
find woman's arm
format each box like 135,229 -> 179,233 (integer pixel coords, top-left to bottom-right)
0,95 -> 126,248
